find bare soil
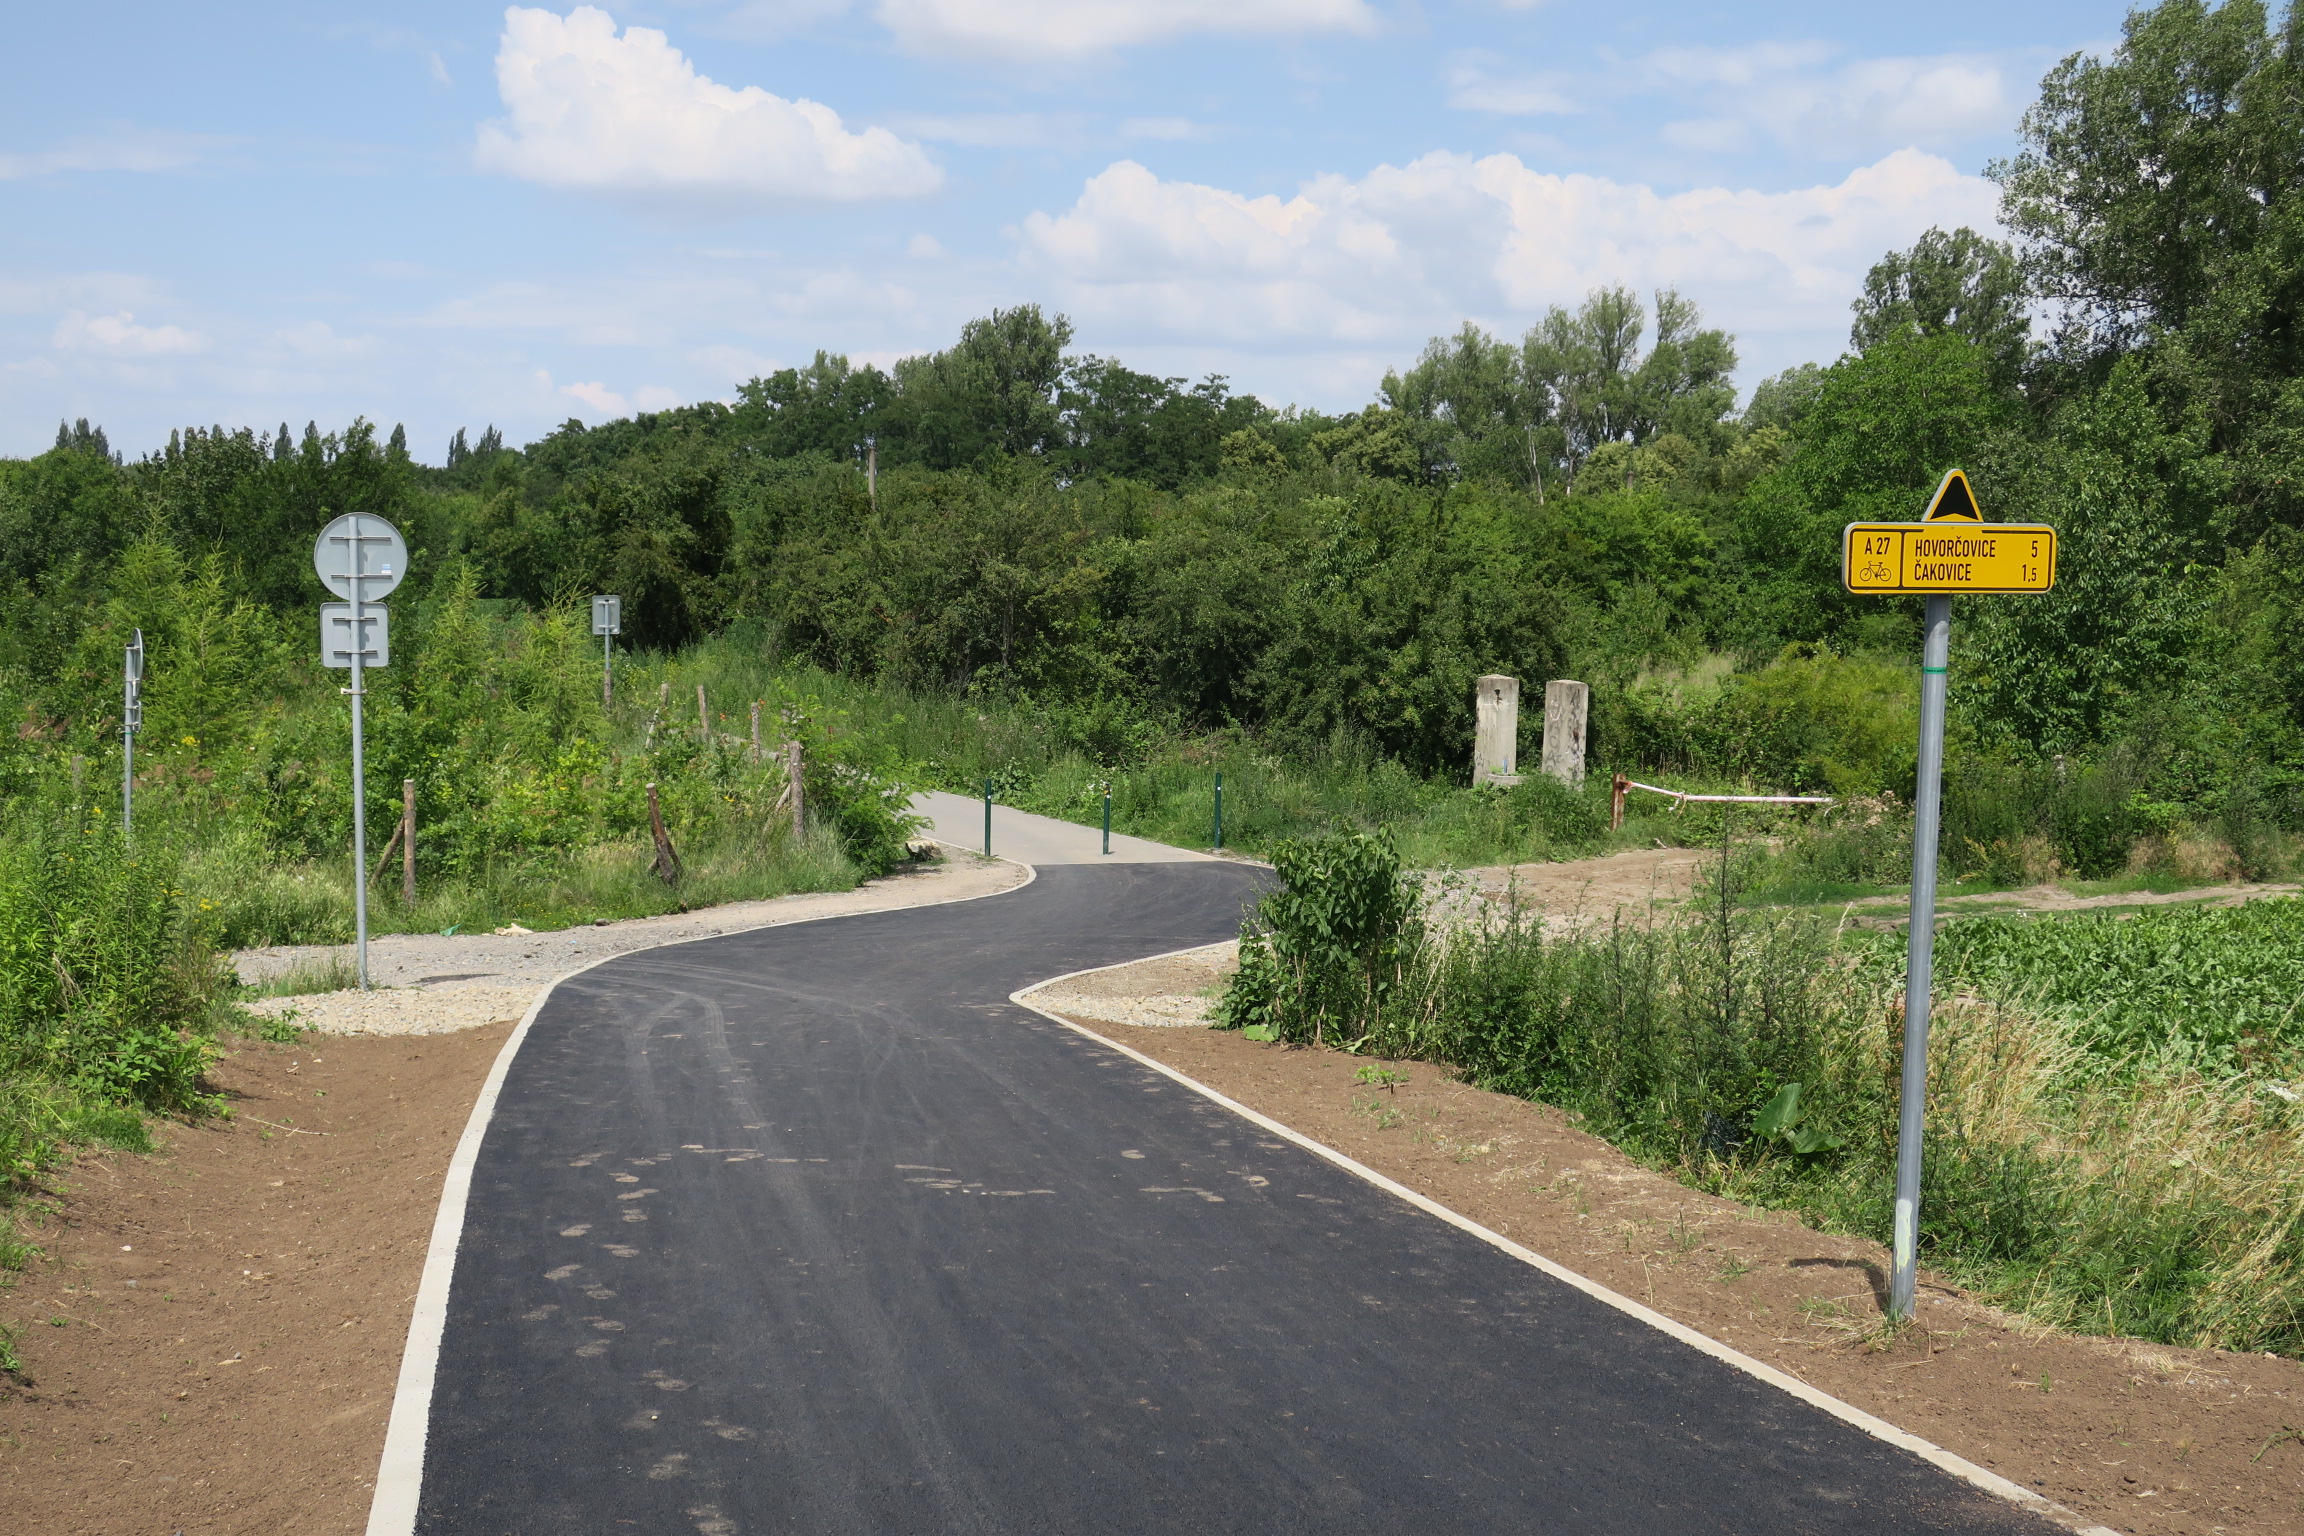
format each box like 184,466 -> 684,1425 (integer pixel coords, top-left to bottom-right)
1073,1015 -> 2304,1536
0,1025 -> 512,1535
1454,845 -> 1711,928
1456,845 -> 2300,929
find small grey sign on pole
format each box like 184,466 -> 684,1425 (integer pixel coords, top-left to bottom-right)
122,629 -> 143,836
313,512 -> 405,992
321,604 -> 391,667
592,594 -> 621,707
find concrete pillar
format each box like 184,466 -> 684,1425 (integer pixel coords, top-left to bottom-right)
1541,679 -> 1589,785
1473,675 -> 1520,786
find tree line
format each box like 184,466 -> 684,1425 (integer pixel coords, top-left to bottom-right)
4,0 -> 2303,835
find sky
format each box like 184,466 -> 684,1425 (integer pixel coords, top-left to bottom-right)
1,0 -> 2128,461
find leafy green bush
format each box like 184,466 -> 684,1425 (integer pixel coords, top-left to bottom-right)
0,818 -> 225,1112
801,734 -> 927,878
1216,830 -> 1423,1047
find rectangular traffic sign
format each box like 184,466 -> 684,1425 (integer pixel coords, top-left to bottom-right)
1843,523 -> 2056,594
321,602 -> 390,667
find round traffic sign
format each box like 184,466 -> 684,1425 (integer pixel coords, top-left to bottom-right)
312,513 -> 409,601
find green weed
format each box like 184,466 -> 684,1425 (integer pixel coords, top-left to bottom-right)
239,956 -> 359,1000
1214,843 -> 2304,1356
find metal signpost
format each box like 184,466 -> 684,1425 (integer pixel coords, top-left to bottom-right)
592,594 -> 621,707
122,629 -> 143,836
314,512 -> 408,992
1842,470 -> 2055,1322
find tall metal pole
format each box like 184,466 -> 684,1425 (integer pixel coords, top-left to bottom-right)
349,515 -> 371,992
121,630 -> 140,838
1889,593 -> 1952,1321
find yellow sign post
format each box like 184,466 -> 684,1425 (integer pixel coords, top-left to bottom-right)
1842,471 -> 2056,593
1840,468 -> 2056,1329
1842,521 -> 2056,593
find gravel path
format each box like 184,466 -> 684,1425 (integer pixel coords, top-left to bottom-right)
236,853 -> 1028,1038
1018,939 -> 1235,1028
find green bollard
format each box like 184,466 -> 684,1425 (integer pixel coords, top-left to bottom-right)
983,777 -> 992,856
1212,769 -> 1224,851
1102,784 -> 1111,855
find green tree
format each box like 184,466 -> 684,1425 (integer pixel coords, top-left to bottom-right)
1522,287 -> 1737,493
888,305 -> 1074,468
1851,226 -> 2031,387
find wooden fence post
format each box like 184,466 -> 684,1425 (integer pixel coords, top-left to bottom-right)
787,740 -> 805,832
402,779 -> 417,904
749,701 -> 762,764
696,684 -> 708,744
1611,771 -> 1628,831
646,781 -> 682,884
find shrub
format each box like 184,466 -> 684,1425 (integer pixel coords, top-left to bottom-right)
1216,829 -> 1423,1047
0,818 -> 225,1113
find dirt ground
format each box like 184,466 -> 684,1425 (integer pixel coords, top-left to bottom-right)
1057,1013 -> 2304,1536
1455,845 -> 2300,929
1453,844 -> 1712,928
0,1025 -> 512,1535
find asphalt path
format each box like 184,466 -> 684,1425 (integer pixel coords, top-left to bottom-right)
907,787 -> 1220,864
410,861 -> 2057,1535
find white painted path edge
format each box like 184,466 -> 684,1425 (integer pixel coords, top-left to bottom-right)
361,862 -> 1039,1536
1012,954 -> 2122,1536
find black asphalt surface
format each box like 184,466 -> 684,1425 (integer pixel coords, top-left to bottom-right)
417,863 -> 2054,1535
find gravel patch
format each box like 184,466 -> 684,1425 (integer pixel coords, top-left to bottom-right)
1019,939 -> 1235,1029
235,854 -> 1027,1038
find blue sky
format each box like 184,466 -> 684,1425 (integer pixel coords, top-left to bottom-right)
2,0 -> 2124,461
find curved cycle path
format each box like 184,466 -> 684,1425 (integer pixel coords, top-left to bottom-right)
381,855 -> 2070,1535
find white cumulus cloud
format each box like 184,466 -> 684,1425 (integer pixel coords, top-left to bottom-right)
870,0 -> 1376,60
1017,149 -> 2000,375
475,6 -> 941,206
1643,43 -> 2013,156
53,309 -> 208,357
558,377 -> 681,417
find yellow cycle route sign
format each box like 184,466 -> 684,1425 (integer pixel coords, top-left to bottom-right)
1841,470 -> 2056,594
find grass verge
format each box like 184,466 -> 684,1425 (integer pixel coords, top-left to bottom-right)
1216,830 -> 2304,1355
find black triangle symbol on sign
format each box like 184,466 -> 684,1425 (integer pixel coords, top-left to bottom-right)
1924,469 -> 1982,521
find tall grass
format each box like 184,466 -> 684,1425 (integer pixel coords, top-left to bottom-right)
189,814 -> 866,948
0,814 -> 233,1289
1218,833 -> 2304,1354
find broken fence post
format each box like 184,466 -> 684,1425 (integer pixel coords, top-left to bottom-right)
402,778 -> 416,905
646,781 -> 682,884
